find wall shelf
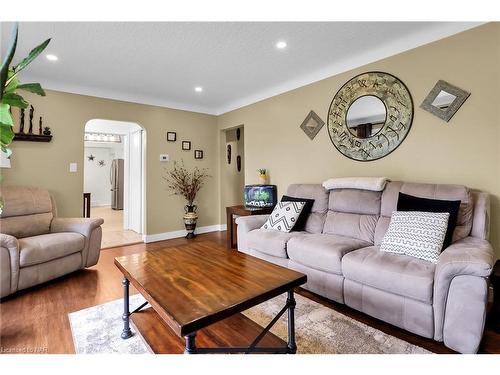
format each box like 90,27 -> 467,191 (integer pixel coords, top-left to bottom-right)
13,133 -> 52,142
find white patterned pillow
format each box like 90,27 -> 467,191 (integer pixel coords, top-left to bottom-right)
380,211 -> 450,263
261,201 -> 306,233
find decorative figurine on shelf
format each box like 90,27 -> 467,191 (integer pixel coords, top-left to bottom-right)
28,105 -> 34,134
43,126 -> 51,136
38,117 -> 43,135
19,108 -> 25,133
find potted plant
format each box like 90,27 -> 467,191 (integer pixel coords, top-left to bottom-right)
163,161 -> 210,239
0,23 -> 51,212
258,168 -> 268,184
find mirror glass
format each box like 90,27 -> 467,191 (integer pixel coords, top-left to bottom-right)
346,95 -> 386,138
431,90 -> 457,110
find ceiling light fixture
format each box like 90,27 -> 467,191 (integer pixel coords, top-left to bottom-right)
195,87 -> 203,93
46,54 -> 58,61
276,41 -> 287,49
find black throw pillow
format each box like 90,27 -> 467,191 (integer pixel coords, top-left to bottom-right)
281,195 -> 315,231
397,192 -> 461,249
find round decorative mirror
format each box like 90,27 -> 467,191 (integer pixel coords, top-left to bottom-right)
346,95 -> 387,138
327,71 -> 413,161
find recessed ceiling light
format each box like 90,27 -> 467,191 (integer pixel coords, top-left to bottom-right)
46,54 -> 58,61
195,86 -> 203,93
276,41 -> 287,49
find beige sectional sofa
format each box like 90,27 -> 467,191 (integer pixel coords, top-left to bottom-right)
236,181 -> 495,353
0,186 -> 104,298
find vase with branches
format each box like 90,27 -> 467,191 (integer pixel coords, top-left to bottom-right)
163,161 -> 211,238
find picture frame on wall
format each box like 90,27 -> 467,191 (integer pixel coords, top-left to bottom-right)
194,150 -> 204,159
167,132 -> 177,142
182,141 -> 191,150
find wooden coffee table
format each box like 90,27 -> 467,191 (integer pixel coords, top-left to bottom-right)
114,241 -> 307,354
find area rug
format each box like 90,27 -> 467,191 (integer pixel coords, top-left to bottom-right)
68,293 -> 431,354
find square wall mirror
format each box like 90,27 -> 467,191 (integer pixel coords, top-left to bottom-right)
420,80 -> 470,122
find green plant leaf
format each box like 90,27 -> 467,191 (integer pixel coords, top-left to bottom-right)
12,38 -> 51,75
4,70 -> 19,94
0,23 -> 18,100
17,83 -> 46,96
0,104 -> 13,126
0,121 -> 15,148
2,92 -> 28,108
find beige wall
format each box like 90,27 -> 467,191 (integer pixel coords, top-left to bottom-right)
218,23 -> 500,258
3,91 -> 219,236
219,126 -> 245,224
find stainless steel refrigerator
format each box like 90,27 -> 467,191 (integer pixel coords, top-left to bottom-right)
110,158 -> 124,210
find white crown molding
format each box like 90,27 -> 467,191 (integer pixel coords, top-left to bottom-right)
22,22 -> 483,116
214,22 -> 484,115
21,75 -> 219,115
142,224 -> 225,243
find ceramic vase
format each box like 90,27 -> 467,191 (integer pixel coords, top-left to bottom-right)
183,203 -> 198,239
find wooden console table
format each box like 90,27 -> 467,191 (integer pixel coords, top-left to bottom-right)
226,205 -> 273,249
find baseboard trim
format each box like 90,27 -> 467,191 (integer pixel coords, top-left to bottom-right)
143,224 -> 226,243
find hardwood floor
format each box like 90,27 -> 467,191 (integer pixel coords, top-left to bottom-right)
0,231 -> 498,354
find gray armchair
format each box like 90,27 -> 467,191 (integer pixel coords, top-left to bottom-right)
0,186 -> 103,298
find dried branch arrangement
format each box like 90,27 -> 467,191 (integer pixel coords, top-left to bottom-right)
163,161 -> 211,204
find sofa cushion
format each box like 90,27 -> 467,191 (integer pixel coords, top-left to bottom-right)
246,229 -> 303,258
323,211 -> 378,243
377,181 -> 473,244
286,184 -> 329,234
261,201 -> 306,232
287,234 -> 371,275
342,246 -> 436,303
19,232 -> 85,267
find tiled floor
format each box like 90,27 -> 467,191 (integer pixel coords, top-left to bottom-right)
91,206 -> 143,248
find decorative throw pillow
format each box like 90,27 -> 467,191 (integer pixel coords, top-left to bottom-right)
280,195 -> 315,231
380,211 -> 450,263
261,201 -> 306,233
397,192 -> 461,250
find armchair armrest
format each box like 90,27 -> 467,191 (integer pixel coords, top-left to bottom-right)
433,236 -> 495,343
235,215 -> 268,252
1,234 -> 19,298
50,217 -> 104,267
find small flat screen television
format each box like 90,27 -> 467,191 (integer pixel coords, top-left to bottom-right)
244,185 -> 277,208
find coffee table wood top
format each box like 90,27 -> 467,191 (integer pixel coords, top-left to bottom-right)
114,241 -> 306,337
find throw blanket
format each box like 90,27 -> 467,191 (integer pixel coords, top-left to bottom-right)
322,177 -> 389,191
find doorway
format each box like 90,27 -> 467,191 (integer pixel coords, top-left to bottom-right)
84,119 -> 145,248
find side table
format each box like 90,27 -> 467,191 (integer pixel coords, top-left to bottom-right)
226,205 -> 273,249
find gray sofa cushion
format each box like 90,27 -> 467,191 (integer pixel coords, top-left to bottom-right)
286,184 -> 329,233
246,229 -> 303,258
376,181 -> 473,245
287,233 -> 371,275
342,246 -> 436,303
323,211 -> 378,243
19,232 -> 85,267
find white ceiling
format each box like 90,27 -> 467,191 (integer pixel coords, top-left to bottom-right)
1,22 -> 481,115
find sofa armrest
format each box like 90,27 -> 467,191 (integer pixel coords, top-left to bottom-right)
235,215 -> 269,252
0,234 -> 19,298
433,236 -> 494,343
50,217 -> 104,267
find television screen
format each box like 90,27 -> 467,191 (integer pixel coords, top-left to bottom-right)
244,185 -> 277,208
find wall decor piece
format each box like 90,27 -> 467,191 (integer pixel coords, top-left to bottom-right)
236,128 -> 241,141
194,150 -> 204,159
167,132 -> 177,142
98,160 -> 105,167
19,109 -> 25,133
420,80 -> 470,122
227,144 -> 231,164
182,141 -> 191,151
327,71 -> 413,162
87,154 -> 95,161
300,110 -> 325,140
237,155 -> 241,172
13,106 -> 53,142
43,126 -> 51,136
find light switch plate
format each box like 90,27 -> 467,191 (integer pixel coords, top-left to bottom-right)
159,154 -> 169,162
69,162 -> 78,172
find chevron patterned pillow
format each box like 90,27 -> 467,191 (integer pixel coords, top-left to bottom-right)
380,211 -> 450,263
261,201 -> 306,232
